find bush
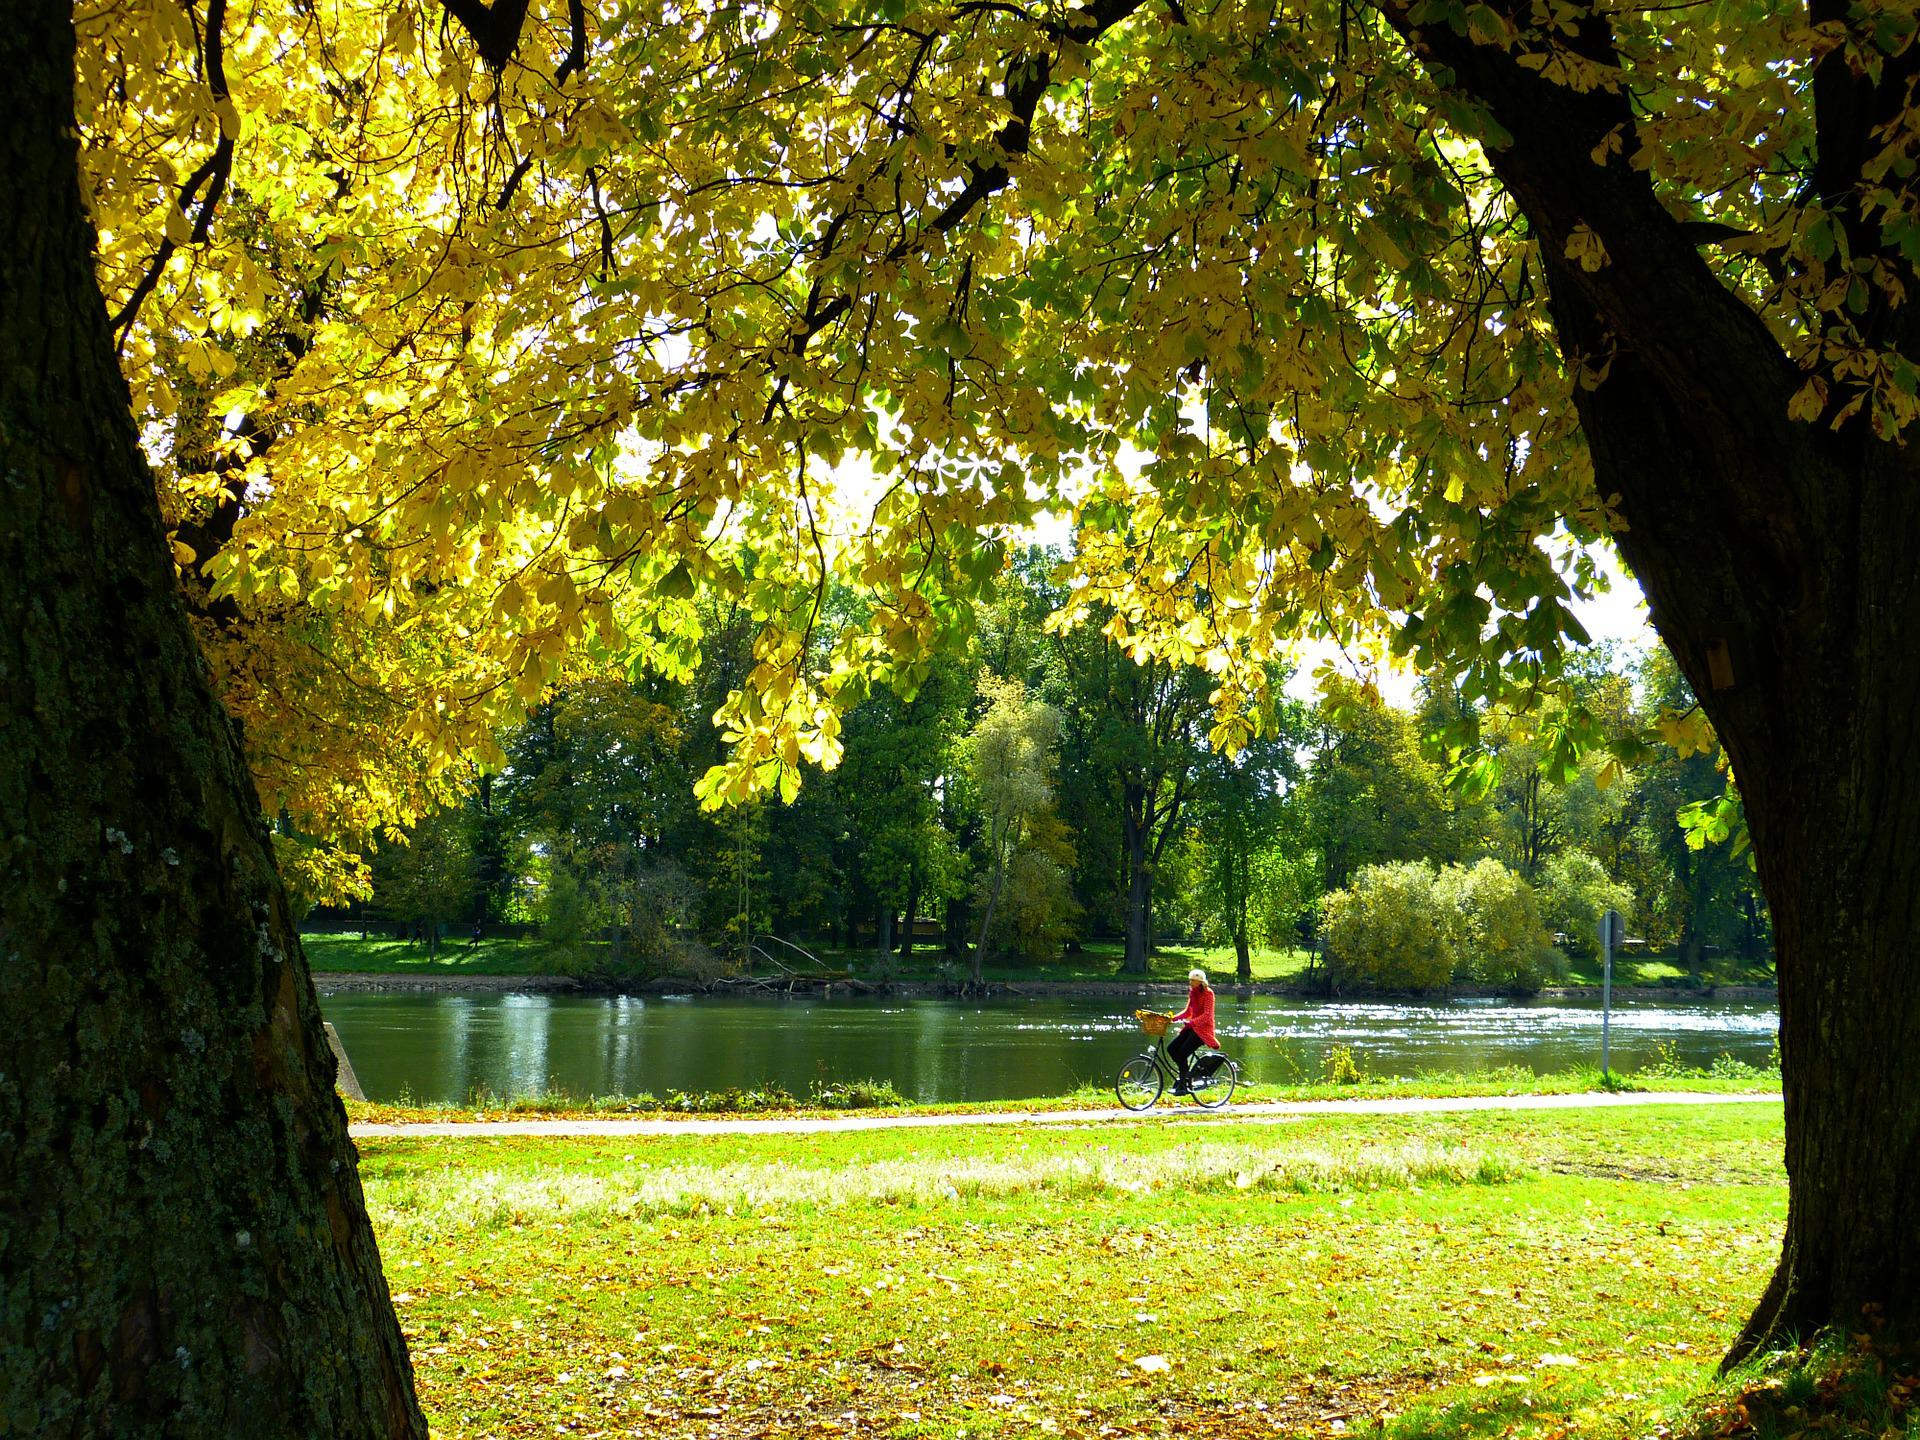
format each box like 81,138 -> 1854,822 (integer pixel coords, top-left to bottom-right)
1322,858 -> 1562,993
1321,861 -> 1458,991
1324,1045 -> 1363,1085
1537,850 -> 1634,961
1437,858 -> 1564,993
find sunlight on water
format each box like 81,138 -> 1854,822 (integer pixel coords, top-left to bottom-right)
323,991 -> 1779,1105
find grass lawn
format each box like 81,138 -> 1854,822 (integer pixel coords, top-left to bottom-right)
344,1065 -> 1779,1126
771,940 -> 1318,986
358,1103 -> 1815,1439
1558,950 -> 1774,989
303,932 -> 564,976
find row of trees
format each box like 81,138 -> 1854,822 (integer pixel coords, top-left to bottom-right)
351,564 -> 1768,986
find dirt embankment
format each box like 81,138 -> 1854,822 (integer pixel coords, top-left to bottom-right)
314,971 -> 584,994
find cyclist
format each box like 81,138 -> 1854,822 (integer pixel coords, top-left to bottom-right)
1166,968 -> 1217,1093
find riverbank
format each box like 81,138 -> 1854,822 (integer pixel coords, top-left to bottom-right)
357,1100 -> 1789,1439
313,966 -> 1777,1004
304,932 -> 1775,1000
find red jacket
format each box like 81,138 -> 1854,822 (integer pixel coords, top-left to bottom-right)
1171,984 -> 1217,1048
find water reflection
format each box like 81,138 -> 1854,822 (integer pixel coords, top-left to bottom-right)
321,992 -> 1779,1106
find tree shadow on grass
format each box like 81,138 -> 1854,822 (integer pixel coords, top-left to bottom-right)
1383,1385 -> 1577,1440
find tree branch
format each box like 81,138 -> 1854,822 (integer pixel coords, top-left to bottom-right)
438,0 -> 534,72
108,0 -> 233,350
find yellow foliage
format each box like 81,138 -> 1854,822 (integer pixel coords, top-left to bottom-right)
70,0 -> 1878,866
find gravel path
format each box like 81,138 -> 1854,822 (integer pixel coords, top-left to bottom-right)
349,1089 -> 1779,1139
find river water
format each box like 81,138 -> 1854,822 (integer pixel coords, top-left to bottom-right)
319,991 -> 1779,1105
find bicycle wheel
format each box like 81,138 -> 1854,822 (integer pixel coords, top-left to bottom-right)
1191,1058 -> 1238,1109
1116,1054 -> 1164,1111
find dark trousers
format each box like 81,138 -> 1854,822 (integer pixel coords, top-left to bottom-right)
1168,1026 -> 1203,1083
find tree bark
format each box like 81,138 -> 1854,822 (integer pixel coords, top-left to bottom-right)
1383,0 -> 1920,1359
0,7 -> 424,1435
901,867 -> 921,964
1121,799 -> 1151,974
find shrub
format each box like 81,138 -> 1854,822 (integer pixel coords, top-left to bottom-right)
1537,850 -> 1635,961
808,1077 -> 908,1109
1437,858 -> 1564,993
1324,1045 -> 1363,1085
1320,861 -> 1458,991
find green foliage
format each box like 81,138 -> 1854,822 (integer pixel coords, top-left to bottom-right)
985,848 -> 1081,963
1325,1045 -> 1363,1085
1302,679 -> 1461,894
1321,861 -> 1458,992
1538,850 -> 1636,962
965,676 -> 1066,971
1324,858 -> 1561,993
538,858 -> 601,957
368,804 -> 480,949
1436,858 -> 1564,993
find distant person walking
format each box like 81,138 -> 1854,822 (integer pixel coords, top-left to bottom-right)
1167,968 -> 1217,1094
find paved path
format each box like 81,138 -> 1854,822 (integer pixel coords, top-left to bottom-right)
349,1090 -> 1779,1139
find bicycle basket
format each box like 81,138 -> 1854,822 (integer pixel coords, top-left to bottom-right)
1134,1009 -> 1172,1037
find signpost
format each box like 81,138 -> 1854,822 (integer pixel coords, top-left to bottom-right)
1599,908 -> 1625,1081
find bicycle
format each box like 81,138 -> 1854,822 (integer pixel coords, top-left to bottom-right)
1115,1009 -> 1239,1111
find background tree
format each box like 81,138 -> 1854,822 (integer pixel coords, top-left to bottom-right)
1189,713 -> 1302,983
1060,632 -> 1214,973
963,677 -> 1064,983
1301,677 -> 1460,894
370,804 -> 479,956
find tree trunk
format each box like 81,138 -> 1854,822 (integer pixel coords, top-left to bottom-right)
877,905 -> 893,962
901,867 -> 921,964
1384,0 -> 1920,1359
970,863 -> 1004,987
0,8 -> 425,1435
1234,931 -> 1252,987
1121,802 -> 1150,975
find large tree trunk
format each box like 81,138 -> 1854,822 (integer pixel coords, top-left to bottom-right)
0,7 -> 425,1435
1387,0 -> 1920,1360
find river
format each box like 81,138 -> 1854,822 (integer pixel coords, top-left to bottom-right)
319,991 -> 1779,1105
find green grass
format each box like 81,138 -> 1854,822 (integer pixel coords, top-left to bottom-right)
1559,949 -> 1774,989
302,932 -> 564,975
307,928 -> 1778,993
1678,1332 -> 1920,1440
358,1103 -> 1791,1439
768,940 -> 1319,986
343,1060 -> 1779,1126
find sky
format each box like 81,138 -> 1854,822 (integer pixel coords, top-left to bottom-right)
1285,543 -> 1657,706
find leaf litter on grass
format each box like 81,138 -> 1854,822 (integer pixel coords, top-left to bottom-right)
362,1107 -> 1787,1439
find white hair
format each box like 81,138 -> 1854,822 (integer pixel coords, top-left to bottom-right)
1188,968 -> 1208,986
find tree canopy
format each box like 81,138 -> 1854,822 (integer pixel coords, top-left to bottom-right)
80,0 -> 1751,860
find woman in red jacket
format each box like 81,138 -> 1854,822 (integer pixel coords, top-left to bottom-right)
1167,968 -> 1217,1093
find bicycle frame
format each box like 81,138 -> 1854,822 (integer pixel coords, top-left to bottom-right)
1127,1031 -> 1233,1094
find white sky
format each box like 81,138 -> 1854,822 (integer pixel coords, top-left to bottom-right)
1283,543 -> 1656,706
